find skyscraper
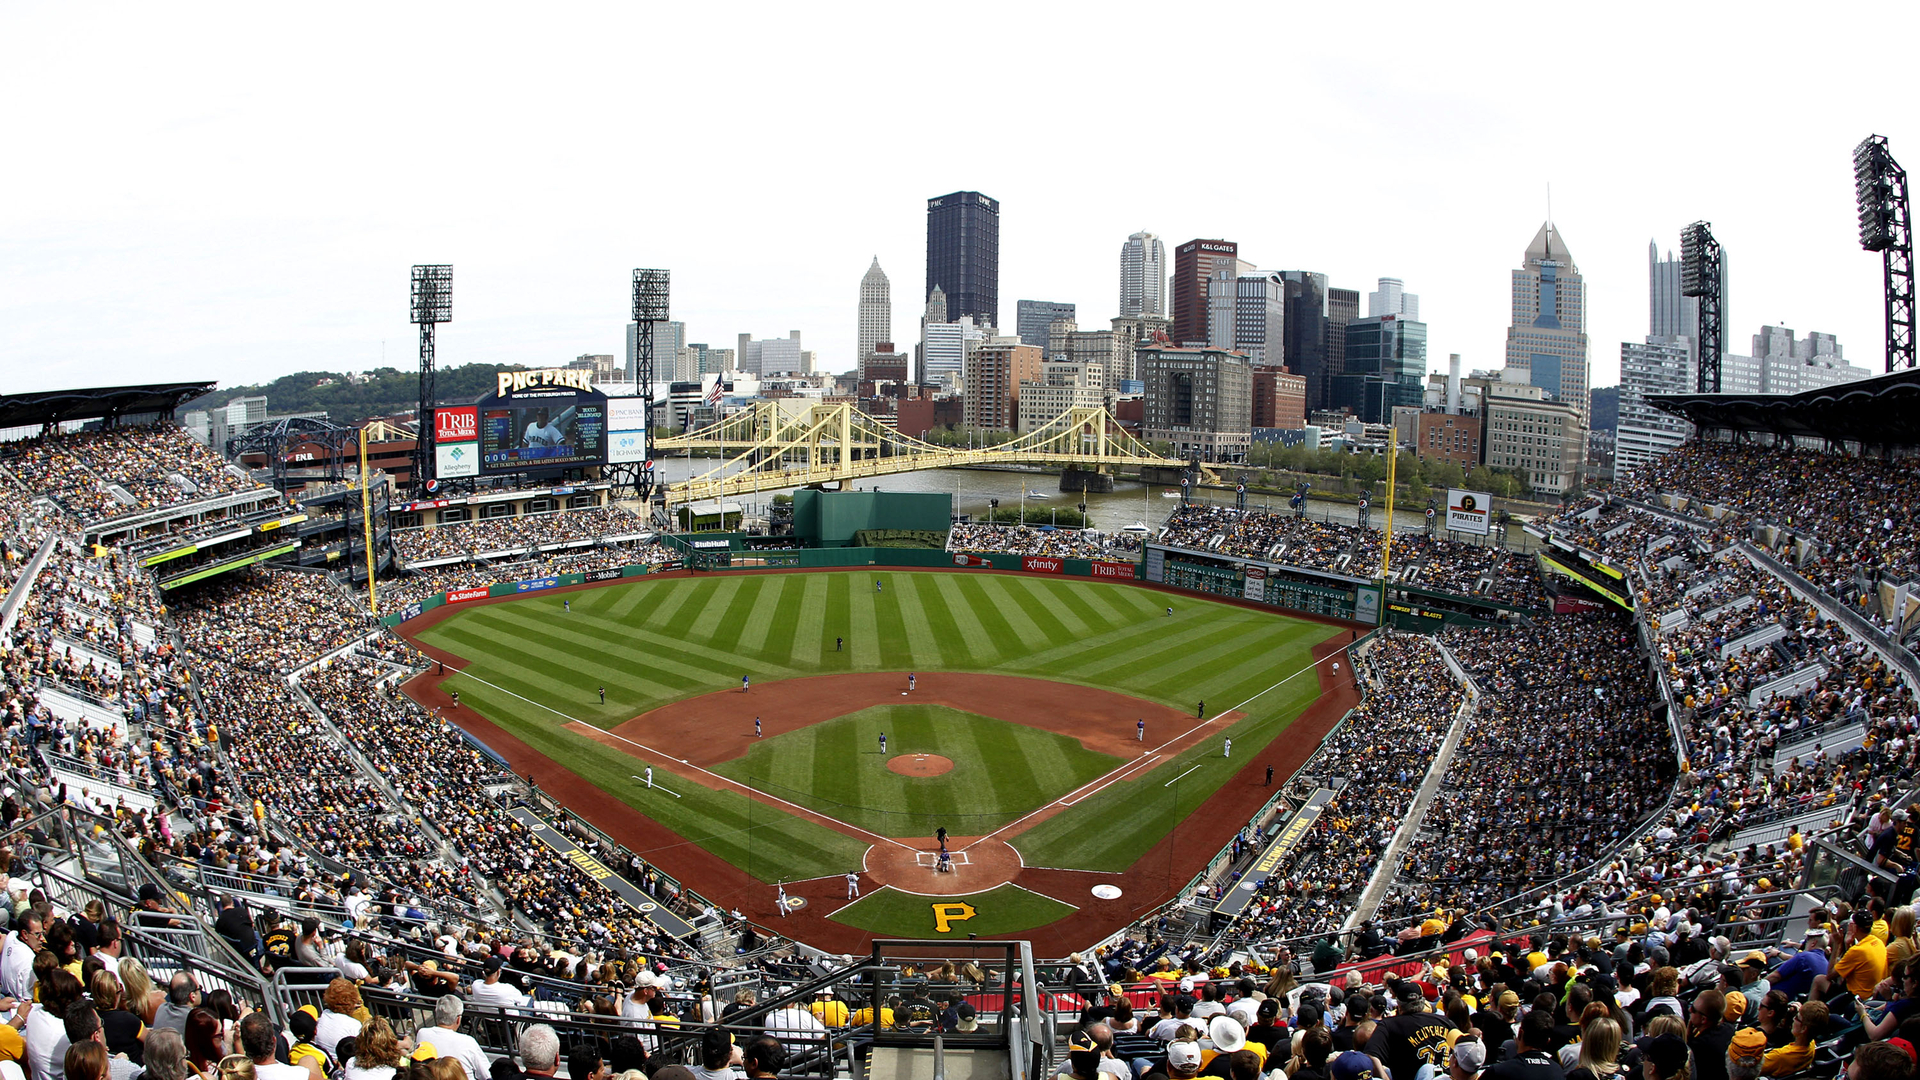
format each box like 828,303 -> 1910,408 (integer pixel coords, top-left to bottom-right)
1171,239 -> 1247,347
1502,222 -> 1591,416
1332,315 -> 1427,424
926,191 -> 999,326
857,257 -> 891,378
1016,300 -> 1076,352
1367,278 -> 1420,320
1281,272 -> 1330,411
1324,287 -> 1359,388
1119,231 -> 1167,318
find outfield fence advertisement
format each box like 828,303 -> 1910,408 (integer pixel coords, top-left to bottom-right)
1021,556 -> 1064,574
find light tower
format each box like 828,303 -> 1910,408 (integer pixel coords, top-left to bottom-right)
409,264 -> 453,492
631,268 -> 671,502
1855,135 -> 1915,372
1679,223 -> 1723,392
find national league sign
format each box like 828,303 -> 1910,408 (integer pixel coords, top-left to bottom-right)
1445,488 -> 1492,536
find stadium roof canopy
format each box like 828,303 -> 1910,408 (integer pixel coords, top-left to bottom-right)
1649,366 -> 1920,448
0,381 -> 216,431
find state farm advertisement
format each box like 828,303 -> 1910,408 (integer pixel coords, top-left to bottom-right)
446,587 -> 491,604
1090,561 -> 1136,579
1022,556 -> 1064,574
436,406 -> 479,443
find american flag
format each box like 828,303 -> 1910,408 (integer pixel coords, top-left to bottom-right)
705,380 -> 723,406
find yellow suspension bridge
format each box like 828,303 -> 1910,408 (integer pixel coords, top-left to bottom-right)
652,401 -> 1205,506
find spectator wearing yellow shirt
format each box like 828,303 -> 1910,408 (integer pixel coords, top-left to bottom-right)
849,998 -> 897,1029
810,991 -> 849,1028
1812,909 -> 1887,1000
1761,1000 -> 1825,1077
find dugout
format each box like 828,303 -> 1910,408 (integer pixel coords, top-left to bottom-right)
791,489 -> 950,548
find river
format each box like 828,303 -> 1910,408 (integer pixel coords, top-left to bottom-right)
646,457 -> 1534,549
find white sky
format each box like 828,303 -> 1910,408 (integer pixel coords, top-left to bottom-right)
3,3 -> 1916,397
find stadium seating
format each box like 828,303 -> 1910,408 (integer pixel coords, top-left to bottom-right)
10,430 -> 1920,1080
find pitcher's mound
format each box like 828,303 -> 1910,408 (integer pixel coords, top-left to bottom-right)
887,754 -> 953,777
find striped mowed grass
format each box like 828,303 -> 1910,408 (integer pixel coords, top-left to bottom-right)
418,570 -> 1328,880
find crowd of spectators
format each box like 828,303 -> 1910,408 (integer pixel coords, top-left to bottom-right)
168,571 -> 374,673
298,656 -> 709,963
946,523 -> 1142,560
1619,441 -> 1920,584
1157,505 -> 1541,605
1384,614 -> 1675,921
1217,633 -> 1465,947
1,425 -> 268,523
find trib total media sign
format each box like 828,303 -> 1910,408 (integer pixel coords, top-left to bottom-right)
435,406 -> 480,479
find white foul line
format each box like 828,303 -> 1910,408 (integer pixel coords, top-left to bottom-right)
1163,762 -> 1204,787
963,644 -> 1350,852
453,670 -> 914,851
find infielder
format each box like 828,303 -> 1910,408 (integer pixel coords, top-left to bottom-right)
879,732 -> 887,754
846,872 -> 860,899
644,766 -> 654,787
755,716 -> 763,738
776,883 -> 788,916
742,674 -> 750,692
1137,718 -> 1145,741
1223,738 -> 1232,758
908,673 -> 916,692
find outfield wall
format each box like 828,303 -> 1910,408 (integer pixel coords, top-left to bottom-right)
379,561 -> 682,626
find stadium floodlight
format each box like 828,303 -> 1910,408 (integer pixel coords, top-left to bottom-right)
1853,135 -> 1914,371
626,269 -> 671,504
410,264 -> 454,325
1679,222 -> 1724,392
410,264 -> 454,492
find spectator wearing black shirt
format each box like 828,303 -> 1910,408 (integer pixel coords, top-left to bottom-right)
1485,1011 -> 1563,1080
1473,991 -> 1518,1059
1689,990 -> 1735,1080
1366,982 -> 1455,1080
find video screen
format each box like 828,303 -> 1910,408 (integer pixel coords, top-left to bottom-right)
479,395 -> 606,472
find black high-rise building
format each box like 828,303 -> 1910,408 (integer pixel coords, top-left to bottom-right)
1282,271 -> 1330,412
926,191 -> 1000,327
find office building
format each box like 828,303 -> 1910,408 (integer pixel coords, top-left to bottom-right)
1331,315 -> 1428,425
1413,412 -> 1483,470
1367,278 -> 1420,320
679,344 -> 733,377
1048,322 -> 1128,402
963,339 -> 1043,430
1615,336 -> 1693,480
865,344 -> 909,386
926,191 -> 999,326
1139,345 -> 1253,462
1251,368 -> 1307,430
921,315 -> 986,387
1502,222 -> 1591,416
1722,325 -> 1869,396
1482,381 -> 1586,495
1324,287 -> 1359,387
1119,231 -> 1167,318
1280,272 -> 1331,413
1017,299 -> 1076,351
627,321 -> 685,383
1236,273 -> 1287,366
1171,239 -> 1251,346
858,257 -> 892,378
1018,361 -> 1104,433
737,331 -> 805,377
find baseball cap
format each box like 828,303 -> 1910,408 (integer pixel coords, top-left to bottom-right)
956,1002 -> 978,1031
482,956 -> 505,975
1728,1028 -> 1767,1066
1890,1039 -> 1919,1065
1167,1042 -> 1203,1071
1393,979 -> 1426,1004
1723,991 -> 1748,1022
1740,950 -> 1768,968
1179,976 -> 1196,993
1067,1033 -> 1099,1054
1209,1016 -> 1247,1053
411,1044 -> 440,1063
1497,990 -> 1519,1008
1453,1041 -> 1487,1075
137,883 -> 164,903
1330,1051 -> 1377,1080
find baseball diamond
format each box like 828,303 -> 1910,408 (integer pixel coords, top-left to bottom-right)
402,567 -> 1358,950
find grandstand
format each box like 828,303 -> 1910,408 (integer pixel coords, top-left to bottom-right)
4,376 -> 1920,1080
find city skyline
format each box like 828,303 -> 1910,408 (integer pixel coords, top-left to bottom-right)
1,6 -> 1912,397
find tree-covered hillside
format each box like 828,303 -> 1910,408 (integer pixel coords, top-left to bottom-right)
179,363 -> 533,424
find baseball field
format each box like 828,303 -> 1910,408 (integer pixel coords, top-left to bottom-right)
403,568 -> 1353,950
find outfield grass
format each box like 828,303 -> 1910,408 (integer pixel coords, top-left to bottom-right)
829,883 -> 1077,938
710,704 -> 1123,837
419,570 -> 1328,881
